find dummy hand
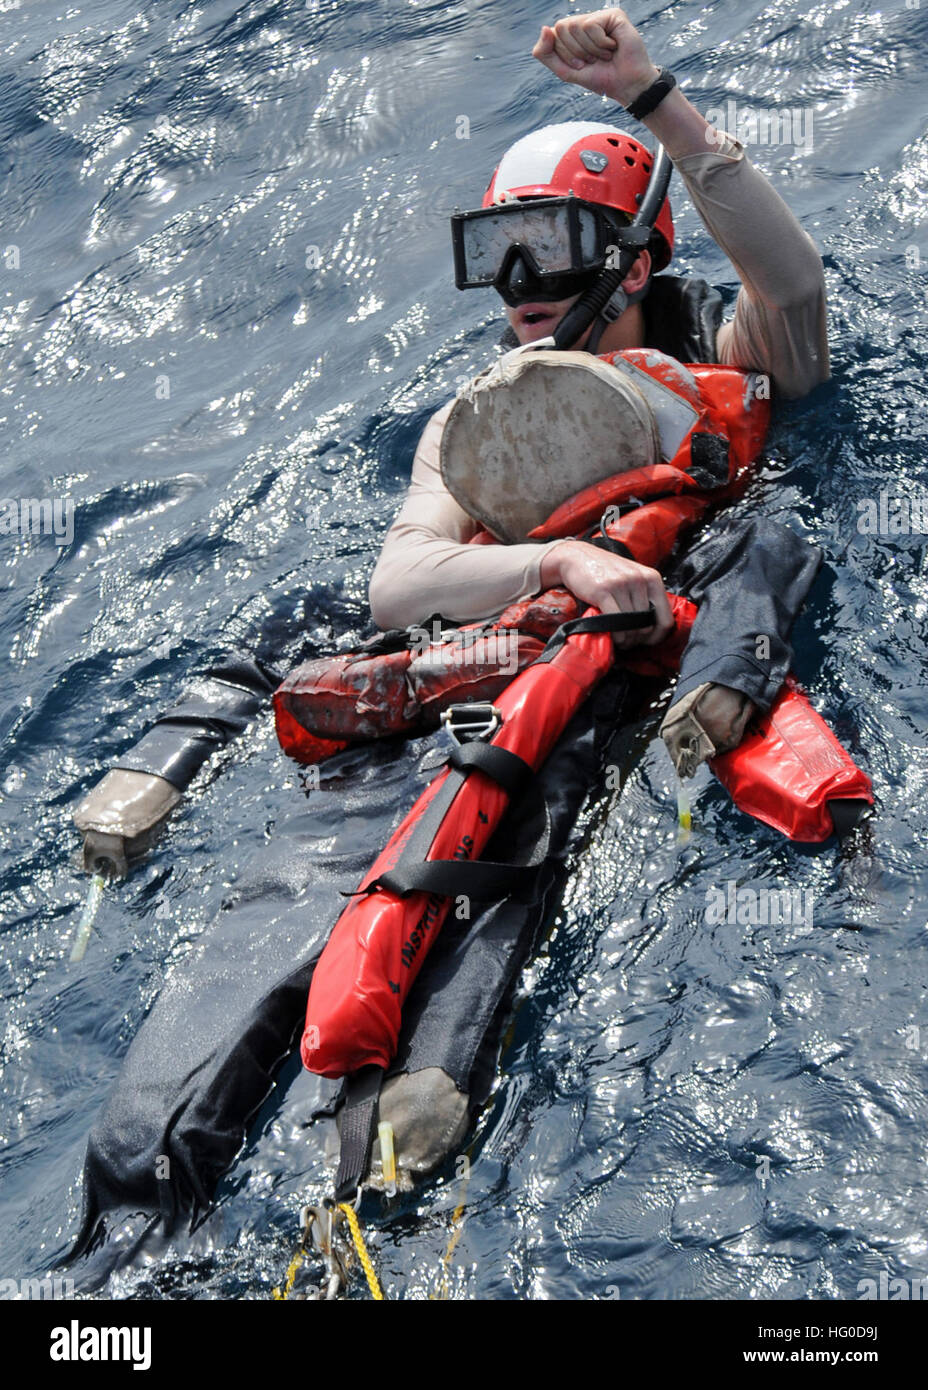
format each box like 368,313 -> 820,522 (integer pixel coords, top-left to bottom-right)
540,540 -> 674,648
660,683 -> 756,778
532,8 -> 660,107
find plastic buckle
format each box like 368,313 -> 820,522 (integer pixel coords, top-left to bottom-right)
440,702 -> 502,746
599,293 -> 627,324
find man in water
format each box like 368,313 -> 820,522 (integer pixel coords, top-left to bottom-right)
66,10 -> 842,1234
75,8 -> 830,861
369,6 -> 828,680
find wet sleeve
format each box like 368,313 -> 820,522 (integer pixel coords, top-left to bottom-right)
368,400 -> 569,628
113,658 -> 280,789
673,131 -> 830,399
671,517 -> 822,710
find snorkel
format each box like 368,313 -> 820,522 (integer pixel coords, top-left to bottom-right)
551,142 -> 673,351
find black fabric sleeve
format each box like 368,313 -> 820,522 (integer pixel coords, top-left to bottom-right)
113,658 -> 281,790
670,518 -> 822,711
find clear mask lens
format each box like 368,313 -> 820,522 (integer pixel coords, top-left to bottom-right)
459,202 -> 604,285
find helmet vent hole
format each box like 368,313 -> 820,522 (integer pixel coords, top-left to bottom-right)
607,137 -> 620,146
624,155 -> 636,166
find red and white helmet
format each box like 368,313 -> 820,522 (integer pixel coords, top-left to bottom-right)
482,121 -> 674,272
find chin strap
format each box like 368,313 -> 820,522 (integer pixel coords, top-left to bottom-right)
584,280 -> 651,355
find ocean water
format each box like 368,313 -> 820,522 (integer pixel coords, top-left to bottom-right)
1,0 -> 926,1300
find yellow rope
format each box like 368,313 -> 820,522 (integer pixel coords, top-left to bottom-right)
337,1202 -> 385,1300
433,1195 -> 468,1300
272,1243 -> 307,1301
431,1160 -> 472,1300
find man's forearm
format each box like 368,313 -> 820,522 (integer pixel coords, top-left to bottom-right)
369,527 -> 567,628
636,84 -> 826,308
638,86 -> 829,394
598,41 -> 830,395
624,78 -> 718,161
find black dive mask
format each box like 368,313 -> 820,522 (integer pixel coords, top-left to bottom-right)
450,196 -> 628,307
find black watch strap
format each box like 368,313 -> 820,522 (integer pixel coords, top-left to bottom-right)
625,67 -> 677,121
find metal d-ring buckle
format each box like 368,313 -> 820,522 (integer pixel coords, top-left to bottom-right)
440,702 -> 502,746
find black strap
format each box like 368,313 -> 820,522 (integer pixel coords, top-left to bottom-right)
353,613 -> 475,659
375,762 -> 552,901
576,513 -> 636,559
344,737 -> 543,903
536,605 -> 656,662
334,1064 -> 384,1203
356,612 -> 655,899
375,814 -> 551,901
355,627 -> 415,657
591,532 -> 634,560
585,314 -> 609,355
448,741 -> 533,798
344,612 -> 653,909
625,67 -> 677,121
341,761 -> 469,901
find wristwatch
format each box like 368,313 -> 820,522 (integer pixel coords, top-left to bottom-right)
625,67 -> 677,121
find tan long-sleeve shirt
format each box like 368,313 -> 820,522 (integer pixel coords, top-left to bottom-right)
369,132 -> 829,629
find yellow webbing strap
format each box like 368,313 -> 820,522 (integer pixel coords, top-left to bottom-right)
337,1201 -> 385,1301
